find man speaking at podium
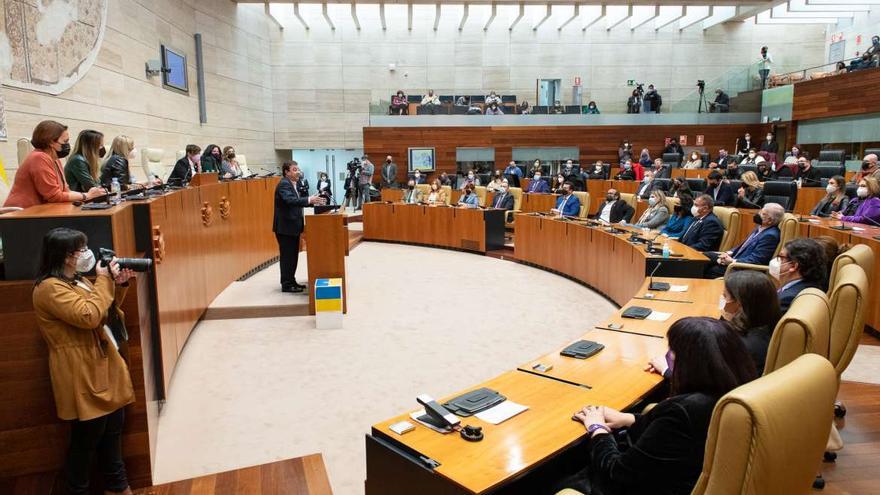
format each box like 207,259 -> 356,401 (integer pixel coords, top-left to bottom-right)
273,161 -> 326,293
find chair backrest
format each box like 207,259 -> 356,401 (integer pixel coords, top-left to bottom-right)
0,176 -> 12,206
573,191 -> 590,219
662,152 -> 681,165
237,154 -> 250,176
815,164 -> 845,179
686,178 -> 706,192
827,264 -> 869,378
619,193 -> 637,210
762,181 -> 798,211
509,187 -> 523,210
441,185 -> 452,205
774,213 -> 799,257
415,184 -> 430,197
864,147 -> 880,159
727,179 -> 742,193
664,196 -> 680,213
17,138 -> 34,165
818,149 -> 845,165
764,288 -> 831,374
700,152 -> 710,165
653,178 -> 671,192
713,206 -> 741,252
140,148 -> 165,182
739,164 -> 757,176
692,354 -> 837,495
828,244 -> 874,292
474,186 -> 488,206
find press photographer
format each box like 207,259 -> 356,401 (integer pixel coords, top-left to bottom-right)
342,156 -> 360,209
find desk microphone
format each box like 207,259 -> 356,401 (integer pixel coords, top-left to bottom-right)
648,261 -> 670,291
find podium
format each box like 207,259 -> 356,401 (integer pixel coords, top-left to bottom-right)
188,172 -> 218,186
304,213 -> 349,315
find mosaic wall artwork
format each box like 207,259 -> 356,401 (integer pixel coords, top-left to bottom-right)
0,0 -> 108,95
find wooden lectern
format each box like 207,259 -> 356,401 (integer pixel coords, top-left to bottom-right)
188,172 -> 218,187
304,213 -> 349,315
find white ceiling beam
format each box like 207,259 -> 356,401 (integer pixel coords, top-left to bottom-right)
773,3 -> 856,18
582,4 -> 606,31
756,9 -> 836,23
510,2 -> 525,31
655,5 -> 685,30
534,4 -> 552,30
434,3 -> 441,30
322,2 -> 336,29
264,2 -> 284,30
727,1 -> 787,22
459,3 -> 469,30
792,0 -> 870,12
379,2 -> 387,29
484,2 -> 497,31
293,2 -> 309,29
702,5 -> 737,30
558,4 -> 580,31
607,4 -> 633,31
631,5 -> 660,31
408,3 -> 413,30
680,5 -> 713,30
808,0 -> 880,4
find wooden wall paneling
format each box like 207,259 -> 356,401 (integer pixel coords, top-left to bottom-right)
111,206 -> 138,258
304,214 -> 348,315
792,68 -> 880,121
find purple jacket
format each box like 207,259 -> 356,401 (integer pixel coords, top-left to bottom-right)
842,197 -> 880,226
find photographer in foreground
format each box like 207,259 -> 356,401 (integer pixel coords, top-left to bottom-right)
32,227 -> 136,495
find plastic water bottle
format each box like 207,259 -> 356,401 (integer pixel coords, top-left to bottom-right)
110,178 -> 121,195
662,241 -> 670,259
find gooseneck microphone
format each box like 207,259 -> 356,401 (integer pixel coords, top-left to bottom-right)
648,261 -> 670,291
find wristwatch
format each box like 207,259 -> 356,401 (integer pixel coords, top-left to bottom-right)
587,424 -> 611,437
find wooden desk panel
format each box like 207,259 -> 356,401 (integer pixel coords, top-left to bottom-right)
381,188 -> 404,202
305,214 -> 349,315
595,299 -> 722,338
368,371 -> 614,495
520,193 -> 559,214
633,277 -> 725,304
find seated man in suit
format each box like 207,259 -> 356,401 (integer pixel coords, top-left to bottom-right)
704,203 -> 784,278
526,172 -> 550,193
592,188 -> 631,224
650,158 -> 669,179
705,171 -> 735,206
772,238 -> 828,312
795,157 -> 822,187
635,170 -> 657,199
679,194 -> 724,252
715,148 -> 735,170
401,179 -> 421,204
490,179 -> 515,210
412,170 -> 426,184
168,144 -> 201,184
551,181 -> 580,217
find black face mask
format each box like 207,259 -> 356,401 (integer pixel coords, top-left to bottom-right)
606,195 -> 615,202
753,213 -> 763,225
56,142 -> 71,159
98,146 -> 106,158
798,163 -> 807,170
386,159 -> 392,163
863,162 -> 872,171
228,152 -> 235,159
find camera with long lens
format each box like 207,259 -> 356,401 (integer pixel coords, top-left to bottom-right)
347,157 -> 361,174
98,248 -> 153,272
697,80 -> 706,91
635,82 -> 645,96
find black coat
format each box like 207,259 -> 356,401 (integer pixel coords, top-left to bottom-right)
168,157 -> 193,183
778,279 -> 824,312
490,191 -> 515,210
99,154 -> 131,189
594,199 -> 632,223
273,177 -> 310,236
705,182 -> 735,206
679,213 -> 724,252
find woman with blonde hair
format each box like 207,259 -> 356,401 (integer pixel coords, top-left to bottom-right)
220,146 -> 243,179
735,170 -> 766,209
633,190 -> 670,229
64,129 -> 105,193
100,135 -> 136,190
424,179 -> 448,205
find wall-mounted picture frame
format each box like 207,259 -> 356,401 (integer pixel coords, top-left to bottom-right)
161,44 -> 189,95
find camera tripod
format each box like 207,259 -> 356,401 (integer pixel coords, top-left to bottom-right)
697,85 -> 710,114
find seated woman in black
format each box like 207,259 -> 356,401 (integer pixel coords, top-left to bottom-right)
562,317 -> 756,495
721,270 -> 782,374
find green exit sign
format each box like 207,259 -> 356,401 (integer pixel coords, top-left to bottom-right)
627,80 -> 635,86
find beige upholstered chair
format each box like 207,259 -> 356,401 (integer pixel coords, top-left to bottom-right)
828,244 -> 874,296
725,212 -> 799,275
557,355 -> 838,495
619,192 -> 636,210
691,354 -> 837,495
441,185 -> 452,206
17,138 -> 34,165
415,184 -> 430,197
474,186 -> 488,207
236,154 -> 251,176
713,206 -> 741,253
573,191 -> 590,219
827,264 -> 868,379
763,288 -> 830,374
140,148 -> 165,182
505,187 -> 523,226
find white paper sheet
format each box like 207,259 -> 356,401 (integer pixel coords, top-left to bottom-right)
475,401 -> 529,425
669,285 -> 689,292
646,311 -> 673,322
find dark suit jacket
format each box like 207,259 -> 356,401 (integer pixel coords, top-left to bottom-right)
736,187 -> 766,209
730,225 -> 780,265
705,182 -> 735,206
491,191 -> 515,210
778,279 -> 824,312
635,180 -> 656,199
526,179 -> 550,193
652,166 -> 670,179
593,200 -> 631,223
273,177 -> 310,236
680,213 -> 724,252
168,157 -> 193,183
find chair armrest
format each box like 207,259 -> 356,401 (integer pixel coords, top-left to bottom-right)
505,209 -> 521,224
0,207 -> 23,215
724,262 -> 770,276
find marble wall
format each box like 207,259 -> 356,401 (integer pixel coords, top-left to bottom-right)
1,0 -> 282,181
269,3 -> 827,149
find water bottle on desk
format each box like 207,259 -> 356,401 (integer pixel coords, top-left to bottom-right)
662,241 -> 670,259
110,178 -> 121,203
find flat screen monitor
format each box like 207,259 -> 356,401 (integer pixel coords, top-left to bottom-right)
161,45 -> 188,94
408,147 -> 436,172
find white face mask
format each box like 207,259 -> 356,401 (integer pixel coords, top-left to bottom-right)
748,153 -> 756,159
691,205 -> 700,217
75,249 -> 96,273
718,295 -> 727,311
857,186 -> 869,198
768,257 -> 782,280
766,135 -> 773,141
826,184 -> 837,195
648,197 -> 657,206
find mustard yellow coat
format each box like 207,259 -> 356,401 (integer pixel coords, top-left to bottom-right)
32,274 -> 135,421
